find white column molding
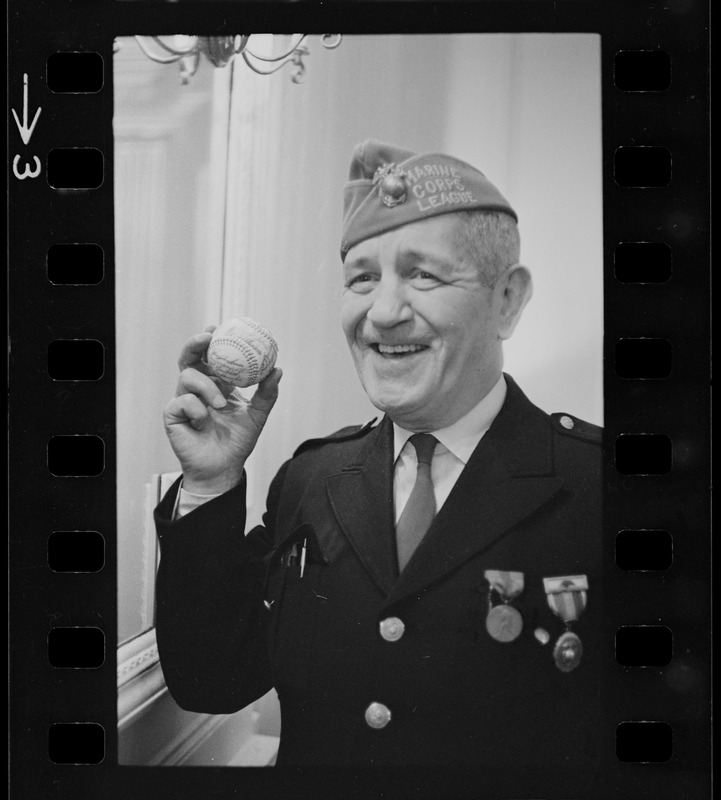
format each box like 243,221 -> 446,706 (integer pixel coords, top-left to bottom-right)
117,628 -> 166,730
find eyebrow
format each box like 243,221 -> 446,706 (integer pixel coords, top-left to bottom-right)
398,250 -> 456,273
343,256 -> 376,272
345,251 -> 456,270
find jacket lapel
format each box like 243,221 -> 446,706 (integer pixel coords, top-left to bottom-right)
385,377 -> 564,606
325,416 -> 398,594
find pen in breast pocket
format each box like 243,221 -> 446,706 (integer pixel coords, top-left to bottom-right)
300,538 -> 307,578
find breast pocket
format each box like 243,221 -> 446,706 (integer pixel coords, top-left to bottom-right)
264,525 -> 328,703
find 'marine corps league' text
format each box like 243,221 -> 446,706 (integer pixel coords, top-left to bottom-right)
406,162 -> 477,211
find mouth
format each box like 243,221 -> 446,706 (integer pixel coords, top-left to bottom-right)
370,343 -> 430,358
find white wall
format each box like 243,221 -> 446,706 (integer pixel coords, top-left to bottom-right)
444,34 -> 603,423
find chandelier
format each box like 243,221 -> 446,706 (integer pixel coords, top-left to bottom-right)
134,34 -> 343,84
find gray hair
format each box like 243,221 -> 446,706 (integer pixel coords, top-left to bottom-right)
454,210 -> 521,288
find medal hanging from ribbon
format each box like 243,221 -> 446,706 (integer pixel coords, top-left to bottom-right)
484,570 -> 524,643
543,575 -> 588,672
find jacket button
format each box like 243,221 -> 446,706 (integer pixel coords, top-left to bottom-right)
559,414 -> 575,430
379,616 -> 405,642
365,702 -> 392,729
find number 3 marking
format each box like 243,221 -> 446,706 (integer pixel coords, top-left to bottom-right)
13,154 -> 41,180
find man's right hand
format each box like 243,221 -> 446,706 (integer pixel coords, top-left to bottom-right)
163,328 -> 282,495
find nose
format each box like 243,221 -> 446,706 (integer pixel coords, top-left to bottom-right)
366,276 -> 413,328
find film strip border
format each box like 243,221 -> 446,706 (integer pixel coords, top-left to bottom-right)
602,4 -> 711,792
604,4 -> 711,796
8,2 -> 710,798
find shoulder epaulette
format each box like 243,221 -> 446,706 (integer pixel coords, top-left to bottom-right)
551,412 -> 602,444
292,418 -> 378,458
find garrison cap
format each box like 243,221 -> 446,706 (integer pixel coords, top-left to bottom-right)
341,139 -> 518,260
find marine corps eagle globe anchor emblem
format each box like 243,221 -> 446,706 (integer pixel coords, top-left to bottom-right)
373,163 -> 408,207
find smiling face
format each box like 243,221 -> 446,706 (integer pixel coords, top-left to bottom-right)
341,214 -> 531,431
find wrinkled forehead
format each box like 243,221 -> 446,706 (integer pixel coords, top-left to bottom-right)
343,214 -> 467,268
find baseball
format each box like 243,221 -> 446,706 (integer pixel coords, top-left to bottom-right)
205,317 -> 278,388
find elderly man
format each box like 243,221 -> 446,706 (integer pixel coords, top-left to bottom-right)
155,141 -> 602,790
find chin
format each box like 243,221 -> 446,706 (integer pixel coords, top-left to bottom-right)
364,383 -> 431,424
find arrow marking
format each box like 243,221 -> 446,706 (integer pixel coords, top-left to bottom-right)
12,73 -> 42,146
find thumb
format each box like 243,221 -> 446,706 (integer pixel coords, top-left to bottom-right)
249,367 -> 283,413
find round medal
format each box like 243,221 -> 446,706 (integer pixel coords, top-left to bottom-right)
485,604 -> 523,643
553,630 -> 583,672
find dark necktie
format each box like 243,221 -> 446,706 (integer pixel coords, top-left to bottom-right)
396,433 -> 438,571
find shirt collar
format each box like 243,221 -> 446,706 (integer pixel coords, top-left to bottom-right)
393,375 -> 507,463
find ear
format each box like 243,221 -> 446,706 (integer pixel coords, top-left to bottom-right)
497,265 -> 533,340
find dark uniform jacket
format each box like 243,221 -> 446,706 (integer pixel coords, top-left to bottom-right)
155,375 -> 603,794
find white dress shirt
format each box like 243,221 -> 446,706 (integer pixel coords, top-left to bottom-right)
175,375 -> 507,521
174,484 -> 220,519
392,375 -> 506,522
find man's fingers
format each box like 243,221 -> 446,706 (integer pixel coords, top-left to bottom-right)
210,375 -> 237,400
164,393 -> 211,430
177,331 -> 214,372
176,368 -> 228,409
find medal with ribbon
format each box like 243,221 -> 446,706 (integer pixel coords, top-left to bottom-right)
543,575 -> 588,672
484,570 -> 524,643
